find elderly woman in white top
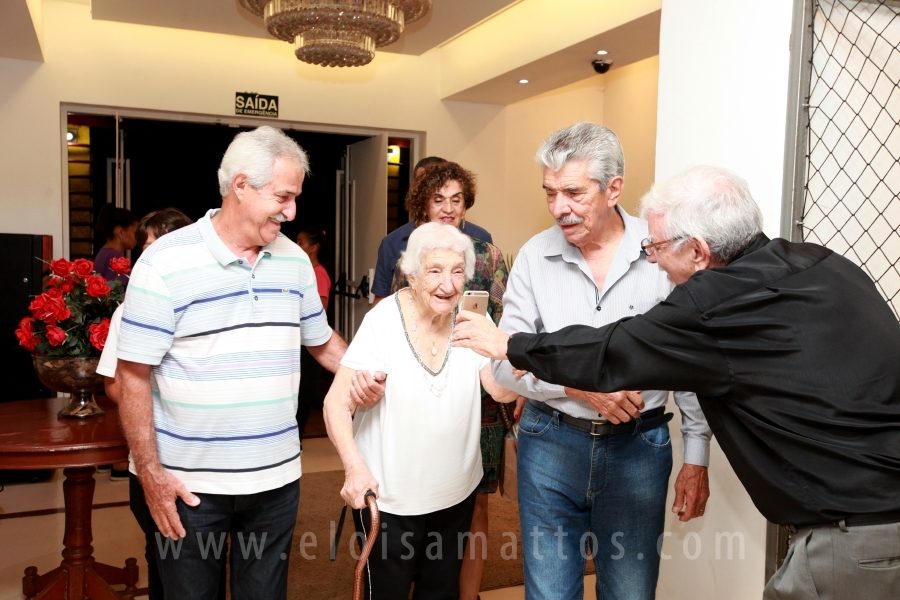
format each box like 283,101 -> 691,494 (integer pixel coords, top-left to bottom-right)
324,222 -> 518,600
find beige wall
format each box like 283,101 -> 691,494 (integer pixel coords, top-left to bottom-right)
604,55 -> 659,214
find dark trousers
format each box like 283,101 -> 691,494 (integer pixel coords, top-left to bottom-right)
156,479 -> 300,600
129,473 -> 228,600
352,489 -> 477,600
296,347 -> 324,440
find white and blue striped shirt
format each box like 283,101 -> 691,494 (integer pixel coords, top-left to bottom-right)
117,209 -> 332,494
493,207 -> 711,466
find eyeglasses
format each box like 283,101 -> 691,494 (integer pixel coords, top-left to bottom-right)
640,236 -> 682,256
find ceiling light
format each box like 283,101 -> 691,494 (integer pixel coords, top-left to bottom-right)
596,50 -> 608,55
239,0 -> 433,68
519,79 -> 529,84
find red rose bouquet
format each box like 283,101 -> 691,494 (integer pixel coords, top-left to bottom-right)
15,257 -> 127,357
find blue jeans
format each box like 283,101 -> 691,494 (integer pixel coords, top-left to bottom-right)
156,479 -> 300,600
517,404 -> 673,600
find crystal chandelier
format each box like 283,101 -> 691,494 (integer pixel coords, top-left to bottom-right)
239,0 -> 433,68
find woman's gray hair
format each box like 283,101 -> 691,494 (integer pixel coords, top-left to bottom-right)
400,222 -> 475,282
640,166 -> 763,263
535,122 -> 625,191
217,126 -> 310,197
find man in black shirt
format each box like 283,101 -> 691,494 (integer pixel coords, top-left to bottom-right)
454,166 -> 900,599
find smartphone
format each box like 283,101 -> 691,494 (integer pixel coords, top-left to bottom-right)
460,290 -> 489,317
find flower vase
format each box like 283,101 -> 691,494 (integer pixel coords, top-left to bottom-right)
32,356 -> 106,418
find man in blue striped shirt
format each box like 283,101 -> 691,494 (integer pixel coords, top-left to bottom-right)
116,126 -> 383,600
491,122 -> 712,600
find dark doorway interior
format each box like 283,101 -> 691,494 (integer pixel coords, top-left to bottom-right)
119,119 -> 368,276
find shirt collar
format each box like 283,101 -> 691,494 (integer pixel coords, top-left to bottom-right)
198,208 -> 275,267
542,205 -> 650,299
729,233 -> 771,263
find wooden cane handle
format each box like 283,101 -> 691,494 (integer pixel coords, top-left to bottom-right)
352,491 -> 380,600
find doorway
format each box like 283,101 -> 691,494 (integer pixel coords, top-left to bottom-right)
64,110 -> 415,338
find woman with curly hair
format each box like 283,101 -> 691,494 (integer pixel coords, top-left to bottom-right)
371,159 -> 493,303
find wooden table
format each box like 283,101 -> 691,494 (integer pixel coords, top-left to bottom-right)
0,397 -> 139,600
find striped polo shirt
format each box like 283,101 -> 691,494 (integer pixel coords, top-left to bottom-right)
117,209 -> 332,495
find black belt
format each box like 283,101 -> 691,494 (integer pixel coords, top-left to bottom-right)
527,400 -> 672,436
789,508 -> 900,532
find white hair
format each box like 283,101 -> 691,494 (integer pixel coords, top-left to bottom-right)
535,122 -> 625,190
399,222 -> 475,282
639,166 -> 763,263
217,126 -> 310,197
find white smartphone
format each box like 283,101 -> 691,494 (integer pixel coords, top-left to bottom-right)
460,290 -> 489,317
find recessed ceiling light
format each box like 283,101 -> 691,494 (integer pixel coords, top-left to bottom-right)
596,50 -> 608,55
519,79 -> 529,84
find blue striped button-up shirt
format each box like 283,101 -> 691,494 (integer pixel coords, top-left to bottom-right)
492,207 -> 711,466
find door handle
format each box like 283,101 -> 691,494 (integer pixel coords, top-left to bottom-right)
332,272 -> 369,300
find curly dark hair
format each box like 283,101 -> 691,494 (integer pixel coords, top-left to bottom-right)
405,161 -> 477,225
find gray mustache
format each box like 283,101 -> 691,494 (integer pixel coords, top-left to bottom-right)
556,215 -> 585,226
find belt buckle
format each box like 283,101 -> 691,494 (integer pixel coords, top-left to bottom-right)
589,419 -> 609,436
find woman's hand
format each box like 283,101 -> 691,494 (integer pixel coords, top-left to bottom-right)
453,310 -> 510,360
341,463 -> 380,509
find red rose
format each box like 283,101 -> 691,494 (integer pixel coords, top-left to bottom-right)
72,258 -> 94,278
32,293 -> 71,324
28,295 -> 46,318
50,258 -> 74,277
60,279 -> 75,293
85,275 -> 111,298
14,317 -> 38,352
15,324 -> 38,351
109,257 -> 131,275
45,325 -> 67,347
88,319 -> 111,351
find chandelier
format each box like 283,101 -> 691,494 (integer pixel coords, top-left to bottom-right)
239,0 -> 433,68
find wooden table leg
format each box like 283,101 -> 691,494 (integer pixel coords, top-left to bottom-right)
22,466 -> 139,600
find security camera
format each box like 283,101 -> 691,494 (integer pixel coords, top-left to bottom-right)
592,59 -> 613,74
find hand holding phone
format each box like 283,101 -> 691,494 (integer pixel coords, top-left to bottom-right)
459,290 -> 489,317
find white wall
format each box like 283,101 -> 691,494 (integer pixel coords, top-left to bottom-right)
654,1 -> 796,598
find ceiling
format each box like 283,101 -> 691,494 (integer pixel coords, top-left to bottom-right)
444,11 -> 660,105
0,0 -> 43,61
90,0 -> 522,56
2,1 -> 662,106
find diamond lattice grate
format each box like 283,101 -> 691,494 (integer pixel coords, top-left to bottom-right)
803,0 -> 900,319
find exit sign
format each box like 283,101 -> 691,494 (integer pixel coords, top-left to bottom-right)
235,92 -> 279,118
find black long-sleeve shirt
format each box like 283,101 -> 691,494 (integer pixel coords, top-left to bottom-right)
507,234 -> 900,526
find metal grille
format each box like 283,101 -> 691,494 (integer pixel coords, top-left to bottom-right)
801,0 -> 900,318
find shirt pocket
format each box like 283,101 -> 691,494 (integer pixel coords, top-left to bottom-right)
628,301 -> 659,315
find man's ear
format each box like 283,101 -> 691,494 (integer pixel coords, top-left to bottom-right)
691,237 -> 715,272
232,173 -> 249,200
605,176 -> 624,207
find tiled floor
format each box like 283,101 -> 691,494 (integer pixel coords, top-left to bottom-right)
0,435 -> 595,599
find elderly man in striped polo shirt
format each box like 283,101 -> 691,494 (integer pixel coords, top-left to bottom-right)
116,126 -> 384,599
489,122 -> 712,600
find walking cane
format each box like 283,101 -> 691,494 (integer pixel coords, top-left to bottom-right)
352,490 -> 380,600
